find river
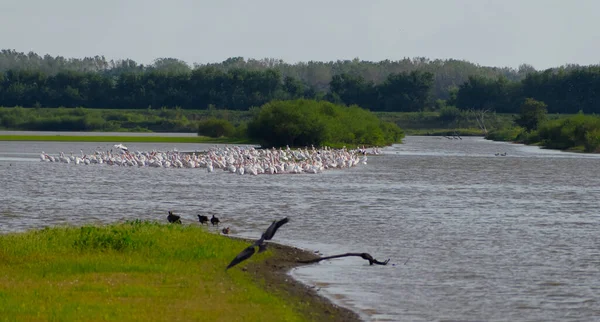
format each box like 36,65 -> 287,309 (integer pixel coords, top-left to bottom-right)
1,136 -> 599,321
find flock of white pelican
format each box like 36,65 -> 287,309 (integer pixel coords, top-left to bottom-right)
39,144 -> 382,175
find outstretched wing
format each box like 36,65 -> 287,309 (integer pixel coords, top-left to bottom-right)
226,245 -> 256,270
262,217 -> 289,241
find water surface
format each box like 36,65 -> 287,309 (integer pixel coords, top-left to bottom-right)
1,136 -> 599,321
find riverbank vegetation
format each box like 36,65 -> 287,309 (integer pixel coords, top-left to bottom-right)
2,50 -> 600,150
0,106 -> 251,133
247,99 -> 404,147
0,101 -> 404,147
0,105 -> 511,137
0,220 -> 340,321
485,98 -> 600,153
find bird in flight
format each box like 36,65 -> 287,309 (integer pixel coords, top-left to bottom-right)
298,252 -> 390,266
226,217 -> 289,270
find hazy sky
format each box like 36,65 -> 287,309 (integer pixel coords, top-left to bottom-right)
1,0 -> 598,69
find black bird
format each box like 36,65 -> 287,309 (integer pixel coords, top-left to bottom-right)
262,217 -> 289,241
253,217 -> 289,253
226,217 -> 289,270
211,215 -> 220,226
298,252 -> 390,266
226,245 -> 256,270
167,211 -> 182,224
198,214 -> 209,225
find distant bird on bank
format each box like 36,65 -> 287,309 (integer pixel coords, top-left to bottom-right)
167,211 -> 182,224
198,214 -> 209,225
226,217 -> 289,270
211,214 -> 220,226
222,227 -> 230,235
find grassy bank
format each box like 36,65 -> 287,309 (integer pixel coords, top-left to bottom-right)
0,106 -> 252,133
0,221 -> 357,322
0,135 -> 252,144
485,113 -> 600,153
1,106 -> 518,137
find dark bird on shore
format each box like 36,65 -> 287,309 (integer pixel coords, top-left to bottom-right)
298,252 -> 390,266
167,211 -> 182,224
198,214 -> 209,225
222,227 -> 230,235
226,217 -> 289,270
211,214 -> 220,226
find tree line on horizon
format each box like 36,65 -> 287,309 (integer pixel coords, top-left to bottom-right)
0,49 -> 599,114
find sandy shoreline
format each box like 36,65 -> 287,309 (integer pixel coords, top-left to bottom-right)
232,238 -> 363,322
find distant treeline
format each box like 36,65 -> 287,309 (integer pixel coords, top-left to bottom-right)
0,49 -> 531,100
1,49 -> 599,114
0,67 -> 436,112
452,67 -> 600,114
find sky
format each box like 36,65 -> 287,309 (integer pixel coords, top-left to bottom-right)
0,0 -> 598,70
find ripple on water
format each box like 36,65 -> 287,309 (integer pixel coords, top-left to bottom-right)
1,137 -> 600,321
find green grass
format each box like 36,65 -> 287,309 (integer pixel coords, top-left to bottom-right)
0,221 -> 308,322
484,127 -> 525,142
0,135 -> 253,144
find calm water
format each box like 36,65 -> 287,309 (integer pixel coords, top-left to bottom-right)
1,136 -> 600,322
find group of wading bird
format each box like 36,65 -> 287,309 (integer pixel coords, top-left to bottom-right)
39,144 -> 378,175
166,210 -> 390,270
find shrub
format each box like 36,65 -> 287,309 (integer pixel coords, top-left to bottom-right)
438,106 -> 461,122
197,118 -> 235,138
248,99 -> 404,147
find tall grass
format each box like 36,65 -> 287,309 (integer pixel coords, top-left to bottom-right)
0,106 -> 252,133
0,221 -> 307,321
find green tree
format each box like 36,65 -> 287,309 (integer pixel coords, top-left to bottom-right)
377,71 -> 434,112
515,98 -> 547,131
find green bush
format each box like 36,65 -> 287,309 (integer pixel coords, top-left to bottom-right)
198,118 -> 236,138
485,127 -> 524,141
438,106 -> 461,122
537,113 -> 600,152
247,99 -> 404,147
